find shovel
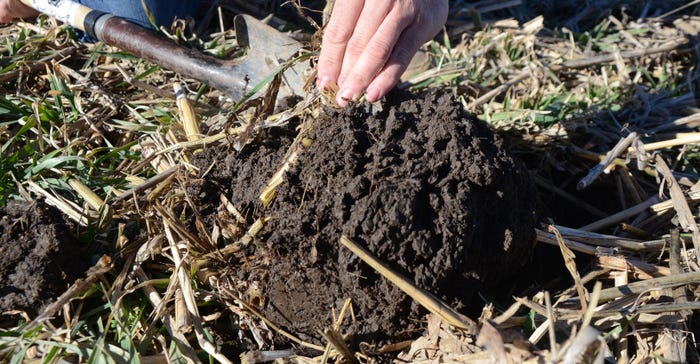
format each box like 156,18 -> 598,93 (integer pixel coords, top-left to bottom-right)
19,0 -> 308,101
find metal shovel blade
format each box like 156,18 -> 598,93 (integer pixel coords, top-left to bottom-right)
233,14 -> 307,100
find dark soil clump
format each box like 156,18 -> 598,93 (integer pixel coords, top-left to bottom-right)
0,199 -> 89,316
189,127 -> 297,220
193,90 -> 537,344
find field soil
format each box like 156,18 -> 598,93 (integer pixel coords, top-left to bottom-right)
192,90 -> 538,344
0,90 -> 538,344
0,200 -> 89,315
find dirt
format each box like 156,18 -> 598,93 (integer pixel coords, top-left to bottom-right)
0,199 -> 89,316
192,90 -> 538,345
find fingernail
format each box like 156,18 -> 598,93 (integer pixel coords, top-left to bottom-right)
337,89 -> 355,108
365,86 -> 380,103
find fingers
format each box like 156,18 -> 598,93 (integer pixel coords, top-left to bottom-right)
365,26 -> 423,103
335,2 -> 393,87
0,0 -> 15,22
317,0 -> 448,107
316,0 -> 364,90
0,0 -> 39,22
336,3 -> 413,106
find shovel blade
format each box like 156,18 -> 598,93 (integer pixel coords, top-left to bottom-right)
233,15 -> 308,100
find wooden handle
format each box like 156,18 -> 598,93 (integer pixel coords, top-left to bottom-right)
19,0 -> 93,31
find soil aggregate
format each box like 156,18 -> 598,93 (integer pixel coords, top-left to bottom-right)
0,199 -> 89,316
192,90 -> 537,344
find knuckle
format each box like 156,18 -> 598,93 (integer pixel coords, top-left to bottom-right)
395,1 -> 418,22
323,24 -> 353,45
392,46 -> 413,65
345,36 -> 368,56
319,53 -> 341,70
365,39 -> 393,62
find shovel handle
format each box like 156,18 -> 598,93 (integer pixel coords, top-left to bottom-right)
19,0 -> 115,41
19,0 -> 93,31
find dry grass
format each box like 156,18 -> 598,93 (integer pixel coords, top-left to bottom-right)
1,0 -> 700,363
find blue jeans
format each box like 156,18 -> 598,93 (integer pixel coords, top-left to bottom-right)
76,0 -> 199,30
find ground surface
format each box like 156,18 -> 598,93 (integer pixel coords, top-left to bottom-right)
0,199 -> 88,315
1,1 -> 699,362
193,90 -> 537,344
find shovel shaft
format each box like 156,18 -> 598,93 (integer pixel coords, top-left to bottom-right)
94,16 -> 245,97
19,0 -> 248,99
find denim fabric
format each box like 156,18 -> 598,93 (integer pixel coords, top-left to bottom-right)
71,0 -> 199,42
76,0 -> 199,29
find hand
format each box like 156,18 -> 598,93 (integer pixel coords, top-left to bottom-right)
0,0 -> 39,23
317,0 -> 448,107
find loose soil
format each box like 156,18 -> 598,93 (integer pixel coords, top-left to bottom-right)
0,199 -> 89,316
192,90 -> 538,344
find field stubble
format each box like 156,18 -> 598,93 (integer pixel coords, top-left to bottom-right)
1,0 -> 700,362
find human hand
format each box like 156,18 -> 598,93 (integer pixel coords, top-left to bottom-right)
317,0 -> 448,107
0,0 -> 39,23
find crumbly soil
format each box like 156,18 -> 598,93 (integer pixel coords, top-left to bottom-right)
0,199 -> 89,316
192,90 -> 538,344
